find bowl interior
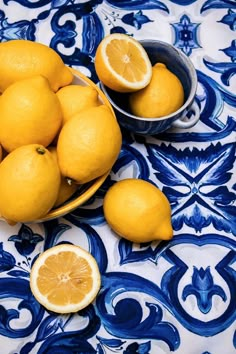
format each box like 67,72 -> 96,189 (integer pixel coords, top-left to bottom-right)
102,40 -> 197,120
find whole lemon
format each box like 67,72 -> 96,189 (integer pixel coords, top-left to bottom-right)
0,39 -> 73,92
0,144 -> 61,223
103,178 -> 173,243
129,63 -> 184,118
57,105 -> 122,184
0,75 -> 62,152
56,85 -> 100,125
48,146 -> 78,207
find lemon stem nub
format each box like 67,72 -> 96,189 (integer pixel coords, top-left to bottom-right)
36,147 -> 46,155
66,178 -> 73,186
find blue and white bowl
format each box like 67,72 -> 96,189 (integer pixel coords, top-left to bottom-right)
100,39 -> 200,135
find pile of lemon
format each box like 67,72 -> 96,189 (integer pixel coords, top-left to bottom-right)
0,39 -> 122,223
0,35 -> 176,316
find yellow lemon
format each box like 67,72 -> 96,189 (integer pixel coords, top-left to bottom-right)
95,33 -> 152,92
48,146 -> 78,207
57,105 -> 122,184
129,63 -> 184,118
0,75 -> 62,152
30,244 -> 101,313
0,144 -> 61,223
56,84 -> 100,125
0,39 -> 73,92
103,178 -> 173,243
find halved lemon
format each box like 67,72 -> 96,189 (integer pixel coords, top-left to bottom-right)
30,244 -> 101,313
94,33 -> 152,92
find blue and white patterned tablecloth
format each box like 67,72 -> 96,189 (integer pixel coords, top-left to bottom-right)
0,1 -> 235,353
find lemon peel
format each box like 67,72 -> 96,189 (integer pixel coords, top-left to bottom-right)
103,178 -> 173,243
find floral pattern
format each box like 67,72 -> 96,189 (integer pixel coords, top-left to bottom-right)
0,0 -> 236,353
171,14 -> 201,56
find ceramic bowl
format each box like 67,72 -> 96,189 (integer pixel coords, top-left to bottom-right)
100,39 -> 200,135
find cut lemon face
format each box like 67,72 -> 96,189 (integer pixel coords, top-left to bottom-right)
94,33 -> 152,93
30,244 -> 101,313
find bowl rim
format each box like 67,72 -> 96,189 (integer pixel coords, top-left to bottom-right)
100,39 -> 198,122
36,170 -> 110,222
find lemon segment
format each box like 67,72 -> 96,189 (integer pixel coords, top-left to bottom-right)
30,244 -> 101,313
103,178 -> 173,243
95,33 -> 152,93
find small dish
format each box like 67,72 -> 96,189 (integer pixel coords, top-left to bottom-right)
100,39 -> 200,135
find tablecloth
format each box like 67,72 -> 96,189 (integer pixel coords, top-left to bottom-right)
0,1 -> 235,353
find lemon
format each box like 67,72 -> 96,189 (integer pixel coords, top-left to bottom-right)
103,178 -> 173,243
0,39 -> 73,92
95,33 -> 152,92
48,146 -> 78,207
0,75 -> 62,152
129,63 -> 184,118
30,244 -> 101,314
57,105 -> 122,184
0,144 -> 61,223
56,84 -> 100,125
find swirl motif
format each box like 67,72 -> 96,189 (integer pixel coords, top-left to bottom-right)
97,272 -> 180,351
104,0 -> 169,12
201,0 -> 236,13
0,277 -> 44,338
95,235 -> 236,339
3,0 -> 50,7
